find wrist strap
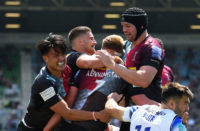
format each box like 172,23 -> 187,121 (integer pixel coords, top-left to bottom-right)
92,112 -> 97,121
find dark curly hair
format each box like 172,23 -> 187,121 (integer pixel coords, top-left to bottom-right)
36,33 -> 68,55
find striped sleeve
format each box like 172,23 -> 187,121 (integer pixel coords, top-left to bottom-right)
170,116 -> 187,131
122,106 -> 137,122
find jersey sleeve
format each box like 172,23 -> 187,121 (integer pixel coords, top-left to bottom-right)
170,116 -> 187,131
127,84 -> 145,96
63,64 -> 71,94
122,106 -> 139,122
141,44 -> 163,70
67,52 -> 82,87
67,52 -> 82,69
35,78 -> 62,108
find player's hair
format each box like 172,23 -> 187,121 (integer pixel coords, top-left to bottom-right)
121,7 -> 148,41
68,26 -> 91,44
161,82 -> 194,104
36,33 -> 68,55
102,35 -> 124,57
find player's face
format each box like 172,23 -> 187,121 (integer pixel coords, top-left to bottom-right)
174,95 -> 190,117
81,31 -> 97,55
43,48 -> 66,74
121,22 -> 137,42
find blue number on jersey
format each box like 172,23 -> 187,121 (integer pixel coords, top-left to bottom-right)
135,125 -> 151,131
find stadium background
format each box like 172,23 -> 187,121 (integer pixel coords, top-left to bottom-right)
0,0 -> 200,130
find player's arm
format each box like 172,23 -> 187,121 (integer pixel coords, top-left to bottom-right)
112,65 -> 157,88
50,99 -> 109,122
43,86 -> 78,131
43,113 -> 61,131
65,86 -> 78,108
105,93 -> 134,122
105,97 -> 126,121
131,94 -> 160,106
96,50 -> 157,88
76,53 -> 124,69
76,54 -> 105,69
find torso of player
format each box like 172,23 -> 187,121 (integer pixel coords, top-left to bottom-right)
126,36 -> 164,75
73,68 -> 119,110
25,66 -> 65,128
130,105 -> 177,131
123,37 -> 165,102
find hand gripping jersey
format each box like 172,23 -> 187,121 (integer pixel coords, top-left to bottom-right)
161,65 -> 174,88
123,105 -> 187,131
23,66 -> 70,129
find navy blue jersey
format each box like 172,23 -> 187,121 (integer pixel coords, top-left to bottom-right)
24,66 -> 65,129
66,50 -> 82,87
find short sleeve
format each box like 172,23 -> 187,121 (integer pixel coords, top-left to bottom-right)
67,52 -> 82,69
126,84 -> 145,97
122,106 -> 138,122
171,116 -> 187,131
35,79 -> 62,108
141,44 -> 163,70
63,64 -> 71,94
67,52 -> 82,87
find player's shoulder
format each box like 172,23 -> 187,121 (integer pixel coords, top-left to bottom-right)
170,115 -> 186,131
142,36 -> 161,48
35,67 -> 56,86
67,51 -> 82,58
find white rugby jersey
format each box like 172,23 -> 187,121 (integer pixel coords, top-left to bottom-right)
122,105 -> 187,131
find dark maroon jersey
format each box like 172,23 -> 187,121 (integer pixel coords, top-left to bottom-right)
161,65 -> 174,88
125,36 -> 165,102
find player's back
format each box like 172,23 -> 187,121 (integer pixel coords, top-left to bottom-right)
130,105 -> 177,131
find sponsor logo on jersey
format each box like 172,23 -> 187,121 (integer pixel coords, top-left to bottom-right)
86,69 -> 119,78
40,86 -> 56,101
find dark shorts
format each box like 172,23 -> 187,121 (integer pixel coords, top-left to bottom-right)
58,119 -> 88,131
17,121 -> 42,131
120,122 -> 130,131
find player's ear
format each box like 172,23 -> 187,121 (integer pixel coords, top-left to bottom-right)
168,99 -> 176,110
43,55 -> 48,63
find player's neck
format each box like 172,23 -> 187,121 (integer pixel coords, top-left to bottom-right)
131,31 -> 149,47
47,66 -> 62,78
161,103 -> 173,111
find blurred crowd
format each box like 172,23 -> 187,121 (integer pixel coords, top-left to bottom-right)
0,46 -> 22,131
